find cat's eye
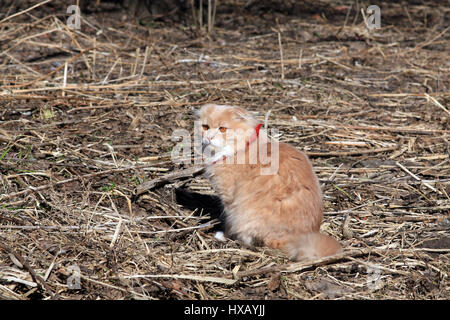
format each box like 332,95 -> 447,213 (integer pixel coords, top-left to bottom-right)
219,127 -> 227,133
202,124 -> 209,131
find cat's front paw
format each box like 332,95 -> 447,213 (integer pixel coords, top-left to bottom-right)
214,231 -> 227,242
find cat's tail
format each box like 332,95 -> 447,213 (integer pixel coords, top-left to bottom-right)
284,232 -> 342,261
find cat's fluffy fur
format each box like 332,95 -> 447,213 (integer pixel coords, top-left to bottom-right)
196,104 -> 342,260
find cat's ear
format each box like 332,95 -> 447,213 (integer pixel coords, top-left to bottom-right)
194,107 -> 202,118
233,107 -> 252,121
195,104 -> 208,119
196,104 -> 215,119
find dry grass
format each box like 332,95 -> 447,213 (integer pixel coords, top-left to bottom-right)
0,0 -> 449,300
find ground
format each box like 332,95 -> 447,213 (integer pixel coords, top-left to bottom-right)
0,0 -> 449,300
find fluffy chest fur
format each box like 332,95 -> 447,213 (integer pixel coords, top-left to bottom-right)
205,142 -> 323,246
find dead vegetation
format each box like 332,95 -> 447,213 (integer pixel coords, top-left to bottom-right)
0,0 -> 449,300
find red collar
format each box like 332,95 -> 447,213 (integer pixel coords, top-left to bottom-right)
246,123 -> 263,147
211,123 -> 263,165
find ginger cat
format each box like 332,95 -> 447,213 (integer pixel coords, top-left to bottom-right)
196,104 -> 342,261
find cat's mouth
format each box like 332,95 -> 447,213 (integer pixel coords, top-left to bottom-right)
202,137 -> 224,149
202,139 -> 210,148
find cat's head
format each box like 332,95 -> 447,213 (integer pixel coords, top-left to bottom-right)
195,104 -> 260,161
